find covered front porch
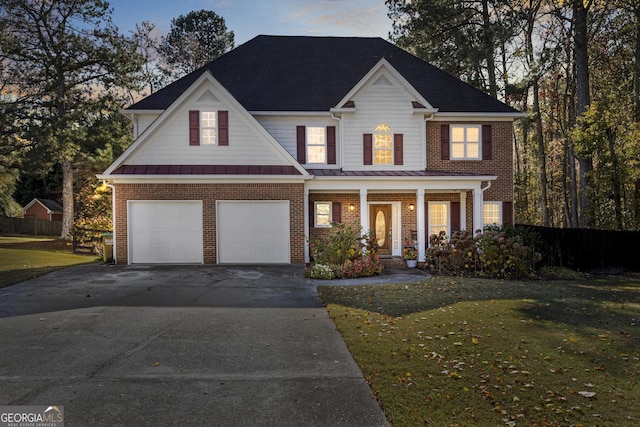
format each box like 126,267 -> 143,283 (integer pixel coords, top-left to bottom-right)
304,173 -> 496,263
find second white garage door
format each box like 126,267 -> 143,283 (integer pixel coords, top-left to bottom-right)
217,201 -> 290,263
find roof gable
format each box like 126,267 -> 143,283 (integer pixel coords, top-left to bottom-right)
332,58 -> 437,114
104,71 -> 308,176
23,198 -> 63,214
127,35 -> 519,114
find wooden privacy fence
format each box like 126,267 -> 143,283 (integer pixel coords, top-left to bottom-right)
516,224 -> 639,273
0,216 -> 62,236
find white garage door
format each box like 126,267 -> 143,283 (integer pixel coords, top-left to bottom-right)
128,201 -> 203,264
217,201 -> 290,263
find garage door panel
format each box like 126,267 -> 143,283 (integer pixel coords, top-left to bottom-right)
129,201 -> 203,264
217,201 -> 289,264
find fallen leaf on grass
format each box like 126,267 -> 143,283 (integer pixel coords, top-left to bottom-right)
578,391 -> 596,398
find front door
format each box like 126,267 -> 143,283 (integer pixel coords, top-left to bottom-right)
370,204 -> 392,255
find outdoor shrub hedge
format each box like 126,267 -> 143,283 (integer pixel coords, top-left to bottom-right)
425,226 -> 541,279
305,222 -> 383,279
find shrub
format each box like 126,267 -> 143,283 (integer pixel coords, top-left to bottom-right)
304,263 -> 335,280
307,222 -> 383,279
425,227 -> 541,279
309,222 -> 364,265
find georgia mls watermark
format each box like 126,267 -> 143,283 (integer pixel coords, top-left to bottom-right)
0,406 -> 64,427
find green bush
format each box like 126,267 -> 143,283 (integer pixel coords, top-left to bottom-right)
307,222 -> 383,279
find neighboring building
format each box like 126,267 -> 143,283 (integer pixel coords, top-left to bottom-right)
98,35 -> 524,265
22,198 -> 63,222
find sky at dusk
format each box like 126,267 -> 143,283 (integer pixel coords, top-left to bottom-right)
107,0 -> 394,45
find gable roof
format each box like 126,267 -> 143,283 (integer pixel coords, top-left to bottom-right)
23,198 -> 63,213
127,35 -> 518,114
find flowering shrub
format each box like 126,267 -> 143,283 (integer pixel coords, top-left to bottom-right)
331,255 -> 383,279
305,263 -> 335,280
307,222 -> 383,279
425,227 -> 541,279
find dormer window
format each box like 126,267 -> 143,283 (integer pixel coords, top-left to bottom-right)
374,123 -> 393,165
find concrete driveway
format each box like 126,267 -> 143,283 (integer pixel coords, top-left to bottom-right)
0,264 -> 389,426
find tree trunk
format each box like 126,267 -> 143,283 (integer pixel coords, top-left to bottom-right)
60,158 -> 74,240
635,6 -> 640,120
573,0 -> 593,228
481,0 -> 498,99
533,80 -> 549,226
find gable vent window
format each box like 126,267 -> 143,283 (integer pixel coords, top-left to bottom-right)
374,123 -> 393,165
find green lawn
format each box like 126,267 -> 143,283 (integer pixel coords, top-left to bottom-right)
0,235 -> 98,288
318,274 -> 640,426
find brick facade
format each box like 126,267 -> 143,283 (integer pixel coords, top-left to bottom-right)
114,183 -> 305,264
426,121 -> 514,205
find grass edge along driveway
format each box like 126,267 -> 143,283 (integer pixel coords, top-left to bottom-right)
317,275 -> 640,427
0,236 -> 98,288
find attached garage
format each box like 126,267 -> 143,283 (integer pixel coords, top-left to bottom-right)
128,201 -> 203,264
217,200 -> 290,263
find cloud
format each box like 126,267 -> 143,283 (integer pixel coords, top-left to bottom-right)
286,0 -> 391,38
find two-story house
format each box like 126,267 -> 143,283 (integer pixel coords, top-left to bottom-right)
98,35 -> 523,265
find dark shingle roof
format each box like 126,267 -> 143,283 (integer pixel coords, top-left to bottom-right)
128,35 -> 518,114
35,198 -> 63,212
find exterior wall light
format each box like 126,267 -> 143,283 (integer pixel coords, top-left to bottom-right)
409,203 -> 415,211
348,203 -> 355,211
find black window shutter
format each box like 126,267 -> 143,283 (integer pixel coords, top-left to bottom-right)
441,124 -> 450,160
451,201 -> 461,232
363,133 -> 373,165
503,201 -> 513,225
394,134 -> 403,165
189,110 -> 200,146
332,202 -> 342,223
327,126 -> 336,164
482,124 -> 492,160
297,126 -> 306,164
309,199 -> 315,228
218,111 -> 229,146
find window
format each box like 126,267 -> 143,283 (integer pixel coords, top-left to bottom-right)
483,202 -> 502,226
315,202 -> 332,227
374,124 -> 393,164
451,125 -> 481,160
201,112 -> 217,145
429,202 -> 449,237
307,127 -> 326,164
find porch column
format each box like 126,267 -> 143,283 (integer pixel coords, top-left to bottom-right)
304,188 -> 310,263
416,190 -> 425,262
472,185 -> 484,235
359,188 -> 368,232
460,191 -> 467,231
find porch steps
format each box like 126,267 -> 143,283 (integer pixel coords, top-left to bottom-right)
378,256 -> 407,269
